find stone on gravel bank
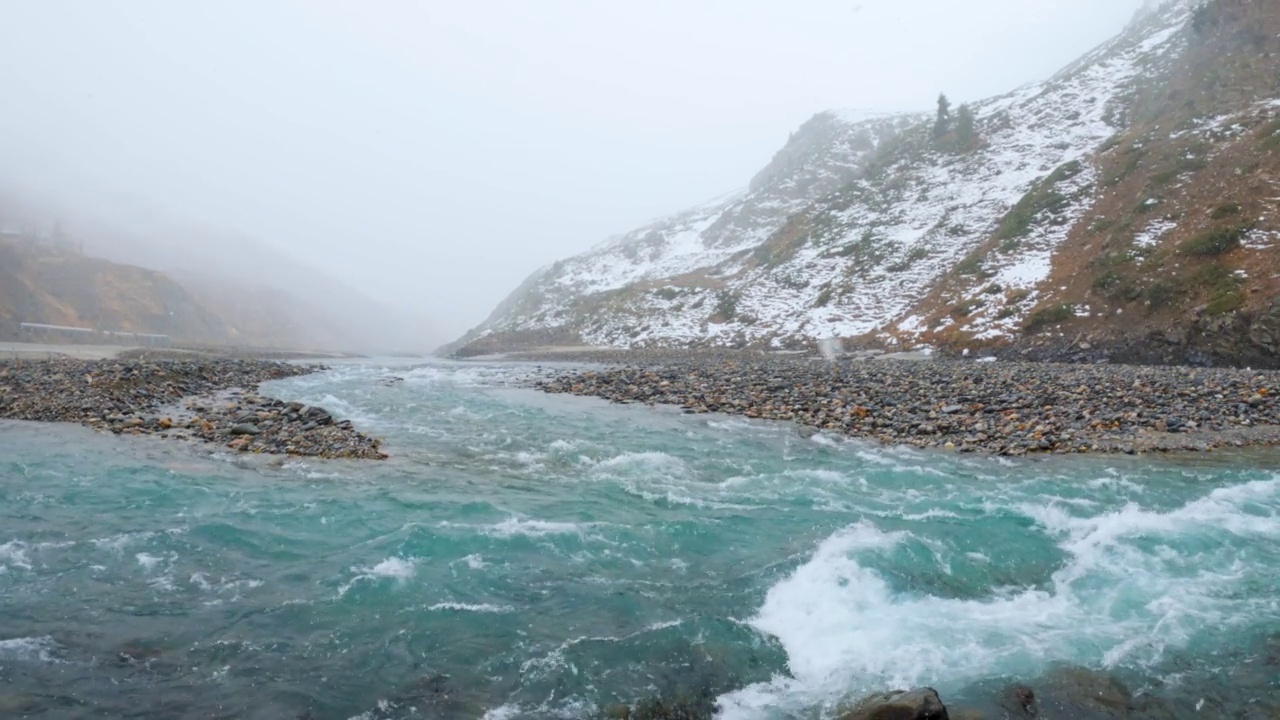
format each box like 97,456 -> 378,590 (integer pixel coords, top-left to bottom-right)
0,358 -> 386,460
535,355 -> 1280,456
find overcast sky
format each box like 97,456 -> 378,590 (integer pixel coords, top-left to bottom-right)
0,0 -> 1144,342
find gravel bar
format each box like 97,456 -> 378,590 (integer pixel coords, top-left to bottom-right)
0,358 -> 386,460
536,355 -> 1280,456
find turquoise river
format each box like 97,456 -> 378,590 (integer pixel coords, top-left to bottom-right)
1,360 -> 1278,718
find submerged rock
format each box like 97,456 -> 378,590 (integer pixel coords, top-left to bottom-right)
1032,666 -> 1130,719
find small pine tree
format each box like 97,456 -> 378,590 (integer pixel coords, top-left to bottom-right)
955,104 -> 976,150
933,93 -> 952,140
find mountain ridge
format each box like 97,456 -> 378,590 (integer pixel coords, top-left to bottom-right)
455,0 -> 1280,366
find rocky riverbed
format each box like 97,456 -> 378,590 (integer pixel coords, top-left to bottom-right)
0,358 -> 386,459
536,355 -> 1280,455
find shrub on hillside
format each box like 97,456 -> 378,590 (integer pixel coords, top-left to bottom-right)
1022,303 -> 1075,334
1180,223 -> 1251,256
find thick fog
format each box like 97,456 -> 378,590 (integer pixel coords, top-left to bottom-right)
0,0 -> 1143,348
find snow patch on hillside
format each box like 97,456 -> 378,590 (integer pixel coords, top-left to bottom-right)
466,1 -> 1194,350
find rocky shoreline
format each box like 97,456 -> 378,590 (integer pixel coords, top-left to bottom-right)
0,358 -> 386,460
535,353 -> 1280,456
607,657 -> 1280,719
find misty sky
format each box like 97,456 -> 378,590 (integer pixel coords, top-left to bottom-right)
0,0 -> 1143,342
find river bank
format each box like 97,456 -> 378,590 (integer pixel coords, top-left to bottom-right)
0,357 -> 386,459
535,354 -> 1280,456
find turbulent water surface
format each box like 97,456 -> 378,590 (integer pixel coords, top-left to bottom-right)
2,360 -> 1278,718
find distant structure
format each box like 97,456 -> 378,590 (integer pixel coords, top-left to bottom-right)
18,322 -> 170,348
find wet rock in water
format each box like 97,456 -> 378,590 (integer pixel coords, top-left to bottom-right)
382,673 -> 490,719
0,694 -> 42,714
115,642 -> 164,665
839,688 -> 949,720
230,423 -> 260,436
1029,667 -> 1131,719
997,684 -> 1038,718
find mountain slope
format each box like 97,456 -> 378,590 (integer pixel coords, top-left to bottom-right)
457,0 -> 1280,366
452,111 -> 919,354
0,237 -> 229,342
912,0 -> 1280,366
0,187 -> 438,353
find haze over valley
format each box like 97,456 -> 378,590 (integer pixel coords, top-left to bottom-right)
1,0 -> 1154,352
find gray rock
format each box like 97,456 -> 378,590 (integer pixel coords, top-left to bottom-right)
230,423 -> 261,436
839,688 -> 949,720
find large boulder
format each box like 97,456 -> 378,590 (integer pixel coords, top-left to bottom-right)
839,688 -> 950,720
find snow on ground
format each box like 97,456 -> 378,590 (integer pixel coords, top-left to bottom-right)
473,2 -> 1193,349
1134,217 -> 1179,248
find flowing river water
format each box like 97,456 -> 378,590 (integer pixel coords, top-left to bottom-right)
1,360 -> 1278,718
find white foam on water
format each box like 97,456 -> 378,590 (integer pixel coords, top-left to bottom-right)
511,450 -> 547,466
428,602 -> 515,613
719,478 -> 1280,719
592,450 -> 689,474
809,433 -> 842,448
483,518 -> 596,539
135,552 -> 164,571
520,620 -> 684,681
480,704 -> 521,720
363,557 -> 417,579
190,572 -> 264,596
1086,475 -> 1145,494
615,480 -> 758,510
593,450 -> 762,509
298,393 -> 381,427
1024,478 -> 1280,563
396,361 -> 539,391
900,509 -> 963,521
0,540 -> 33,570
338,556 -> 418,597
0,636 -> 63,663
89,528 -> 185,553
456,553 -> 488,570
782,469 -> 856,485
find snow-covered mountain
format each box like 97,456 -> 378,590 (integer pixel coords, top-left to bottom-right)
456,0 -> 1280,365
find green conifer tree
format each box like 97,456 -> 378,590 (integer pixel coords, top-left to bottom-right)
955,104 -> 976,150
933,93 -> 952,141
